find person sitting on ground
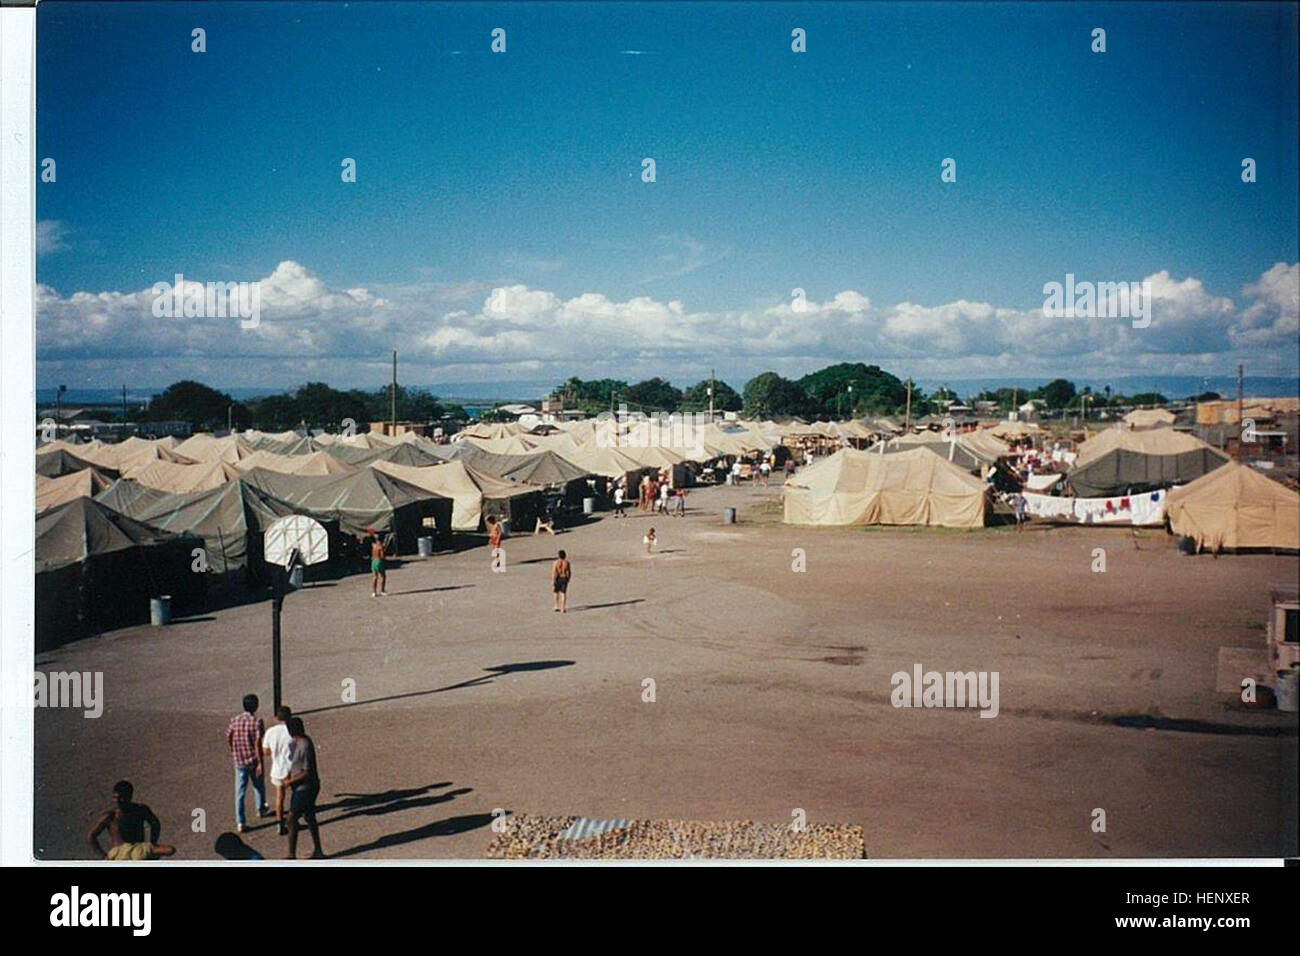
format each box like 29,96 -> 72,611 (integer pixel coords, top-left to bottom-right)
88,780 -> 163,859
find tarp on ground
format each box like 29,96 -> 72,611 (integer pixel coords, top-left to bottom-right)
35,468 -> 114,514
36,448 -> 119,479
35,498 -> 206,649
239,467 -> 452,553
782,446 -> 989,528
1069,427 -> 1228,497
126,457 -> 240,493
129,478 -> 317,576
371,460 -> 545,531
1166,462 -> 1300,552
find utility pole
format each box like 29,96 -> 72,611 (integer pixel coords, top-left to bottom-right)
904,378 -> 913,431
1236,362 -> 1244,426
709,368 -> 715,422
391,348 -> 398,432
121,385 -> 127,426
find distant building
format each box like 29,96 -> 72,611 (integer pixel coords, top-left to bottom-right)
370,421 -> 430,437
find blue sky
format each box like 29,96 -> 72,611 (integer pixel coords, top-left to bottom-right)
35,1 -> 1300,392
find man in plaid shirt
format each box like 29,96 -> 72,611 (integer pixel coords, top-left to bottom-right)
226,693 -> 268,832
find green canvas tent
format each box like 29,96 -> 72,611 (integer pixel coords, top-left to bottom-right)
35,498 -> 206,649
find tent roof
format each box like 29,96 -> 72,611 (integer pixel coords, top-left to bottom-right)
94,478 -> 173,517
1123,408 -> 1178,427
36,448 -> 120,479
236,449 -> 355,475
1166,462 -> 1300,552
35,467 -> 114,514
1074,426 -> 1222,467
36,497 -> 189,572
125,457 -> 239,493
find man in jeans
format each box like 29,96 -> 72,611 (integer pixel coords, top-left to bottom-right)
225,693 -> 268,832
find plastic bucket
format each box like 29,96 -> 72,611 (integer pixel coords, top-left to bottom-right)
1276,669 -> 1299,713
722,507 -> 736,524
150,596 -> 172,626
583,497 -> 595,515
288,565 -> 304,589
417,536 -> 434,558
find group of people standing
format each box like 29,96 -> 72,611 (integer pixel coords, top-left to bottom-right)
225,694 -> 324,859
613,472 -> 686,517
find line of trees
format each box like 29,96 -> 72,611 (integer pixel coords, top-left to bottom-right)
140,380 -> 465,431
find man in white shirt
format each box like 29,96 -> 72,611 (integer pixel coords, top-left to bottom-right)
261,705 -> 294,835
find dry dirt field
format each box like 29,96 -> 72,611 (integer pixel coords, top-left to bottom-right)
33,479 -> 1299,860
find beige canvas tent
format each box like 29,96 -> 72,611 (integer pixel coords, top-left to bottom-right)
126,457 -> 240,493
1123,408 -> 1177,428
35,467 -> 114,514
783,447 -> 989,528
1166,462 -> 1299,552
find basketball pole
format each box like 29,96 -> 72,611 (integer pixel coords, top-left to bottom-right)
270,546 -> 299,713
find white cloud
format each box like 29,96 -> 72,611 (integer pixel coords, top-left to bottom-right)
36,220 -> 67,257
35,260 -> 1299,386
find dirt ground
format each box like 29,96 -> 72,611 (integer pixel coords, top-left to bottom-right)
33,478 -> 1299,860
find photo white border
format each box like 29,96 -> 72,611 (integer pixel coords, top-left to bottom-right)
0,3 -> 36,868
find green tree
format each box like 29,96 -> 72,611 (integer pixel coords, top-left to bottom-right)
622,377 -> 682,411
743,371 -> 808,418
1035,378 -> 1077,410
143,380 -> 248,429
798,363 -> 908,417
681,379 -> 742,412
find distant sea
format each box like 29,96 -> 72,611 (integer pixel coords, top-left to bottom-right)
35,375 -> 1299,408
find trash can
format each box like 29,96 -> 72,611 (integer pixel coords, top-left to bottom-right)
1276,669 -> 1299,713
417,536 -> 434,558
289,565 -> 304,589
150,596 -> 172,626
722,507 -> 736,524
583,497 -> 595,515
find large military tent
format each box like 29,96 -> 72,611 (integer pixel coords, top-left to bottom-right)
783,447 -> 989,528
95,478 -> 172,516
1068,427 -> 1228,498
35,467 -> 114,514
1166,463 -> 1299,553
371,460 -> 545,531
240,467 -> 452,553
128,479 -> 322,578
35,498 -> 206,648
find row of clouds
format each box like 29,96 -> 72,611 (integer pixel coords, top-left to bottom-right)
36,258 -> 1298,385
